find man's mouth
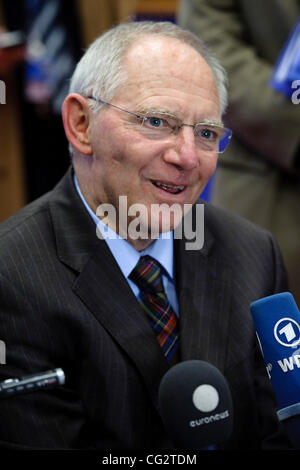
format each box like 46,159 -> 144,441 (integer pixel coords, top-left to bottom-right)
151,180 -> 186,194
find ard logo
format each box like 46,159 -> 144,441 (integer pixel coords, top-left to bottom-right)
274,318 -> 300,348
0,80 -> 6,104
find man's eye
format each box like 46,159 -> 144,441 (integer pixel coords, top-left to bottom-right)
146,117 -> 166,128
197,128 -> 218,141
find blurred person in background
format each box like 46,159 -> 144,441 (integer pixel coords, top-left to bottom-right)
0,0 -> 136,220
178,0 -> 300,306
0,7 -> 26,221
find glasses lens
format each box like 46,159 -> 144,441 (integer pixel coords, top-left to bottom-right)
138,113 -> 233,152
194,124 -> 223,151
218,128 -> 232,153
140,114 -> 178,139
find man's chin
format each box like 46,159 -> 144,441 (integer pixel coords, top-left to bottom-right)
128,213 -> 184,241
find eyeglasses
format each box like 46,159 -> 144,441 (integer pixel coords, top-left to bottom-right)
86,96 -> 232,153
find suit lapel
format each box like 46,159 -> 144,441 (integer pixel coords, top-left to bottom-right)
174,205 -> 233,374
73,243 -> 170,409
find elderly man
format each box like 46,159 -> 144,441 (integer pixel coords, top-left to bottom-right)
0,21 -> 290,450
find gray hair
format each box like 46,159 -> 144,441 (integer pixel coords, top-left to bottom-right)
69,20 -> 228,114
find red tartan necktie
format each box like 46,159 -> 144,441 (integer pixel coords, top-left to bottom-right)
129,255 -> 179,362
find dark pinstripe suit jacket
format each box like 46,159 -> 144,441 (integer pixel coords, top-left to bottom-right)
0,168 -> 290,449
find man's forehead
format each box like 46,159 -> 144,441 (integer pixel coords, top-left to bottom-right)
122,36 -> 216,92
124,34 -> 210,74
119,35 -> 220,117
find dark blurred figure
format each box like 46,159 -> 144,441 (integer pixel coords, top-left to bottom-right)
178,0 -> 300,306
2,0 -> 82,201
0,0 -> 136,207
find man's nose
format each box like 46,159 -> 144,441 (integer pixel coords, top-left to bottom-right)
163,125 -> 199,171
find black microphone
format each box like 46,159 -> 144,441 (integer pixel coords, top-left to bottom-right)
158,360 -> 233,449
0,368 -> 65,398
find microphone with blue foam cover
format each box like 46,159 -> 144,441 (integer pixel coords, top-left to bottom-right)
250,292 -> 300,448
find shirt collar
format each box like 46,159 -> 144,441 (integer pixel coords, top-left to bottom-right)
74,174 -> 175,280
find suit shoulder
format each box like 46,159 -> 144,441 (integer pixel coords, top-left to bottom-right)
0,191 -> 53,253
200,200 -> 282,265
202,200 -> 271,241
199,201 -> 287,293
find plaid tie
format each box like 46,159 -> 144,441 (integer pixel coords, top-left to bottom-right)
129,256 -> 179,362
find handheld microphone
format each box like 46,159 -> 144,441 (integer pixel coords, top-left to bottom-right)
158,360 -> 233,449
0,368 -> 65,398
250,292 -> 300,448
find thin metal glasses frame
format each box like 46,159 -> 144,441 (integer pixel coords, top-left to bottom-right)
86,96 -> 232,153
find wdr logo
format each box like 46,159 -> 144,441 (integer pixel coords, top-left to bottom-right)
274,318 -> 300,348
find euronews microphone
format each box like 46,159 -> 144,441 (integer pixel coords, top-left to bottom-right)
250,292 -> 300,449
158,360 -> 233,449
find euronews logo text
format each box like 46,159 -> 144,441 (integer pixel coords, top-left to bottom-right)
190,410 -> 230,427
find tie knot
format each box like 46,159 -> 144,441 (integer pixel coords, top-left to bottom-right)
129,255 -> 164,295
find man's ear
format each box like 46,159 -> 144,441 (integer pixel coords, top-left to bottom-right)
62,93 -> 93,155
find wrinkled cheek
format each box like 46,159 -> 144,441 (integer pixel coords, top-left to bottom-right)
193,158 -> 218,199
200,156 -> 218,183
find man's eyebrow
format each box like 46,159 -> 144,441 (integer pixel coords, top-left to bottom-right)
136,107 -> 179,117
198,117 -> 224,127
